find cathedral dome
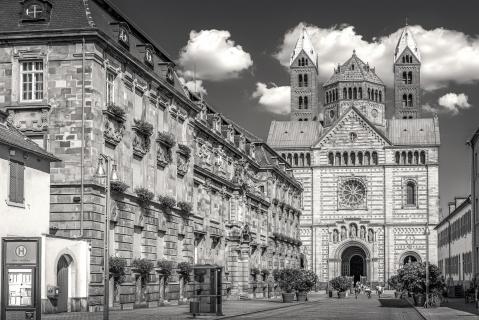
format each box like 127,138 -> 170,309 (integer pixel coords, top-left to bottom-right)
324,51 -> 384,87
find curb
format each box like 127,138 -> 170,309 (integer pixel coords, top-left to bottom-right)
404,297 -> 428,320
213,298 -> 323,319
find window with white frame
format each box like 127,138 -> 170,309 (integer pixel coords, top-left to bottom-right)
9,160 -> 25,204
106,71 -> 115,105
21,61 -> 43,101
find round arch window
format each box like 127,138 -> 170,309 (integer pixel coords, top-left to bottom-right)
329,109 -> 335,119
25,4 -> 43,19
403,255 -> 418,265
339,178 -> 366,208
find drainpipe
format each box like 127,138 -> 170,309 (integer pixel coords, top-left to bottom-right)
80,37 -> 85,237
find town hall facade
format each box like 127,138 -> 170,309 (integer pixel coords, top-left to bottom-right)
267,26 -> 440,287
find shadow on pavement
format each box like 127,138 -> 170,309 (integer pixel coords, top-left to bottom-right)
378,298 -> 411,308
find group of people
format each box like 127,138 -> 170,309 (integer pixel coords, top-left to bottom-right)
353,282 -> 384,299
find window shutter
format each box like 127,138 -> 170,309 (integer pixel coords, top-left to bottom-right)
17,163 -> 25,203
9,161 -> 17,202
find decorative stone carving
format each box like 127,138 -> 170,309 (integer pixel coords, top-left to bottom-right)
338,177 -> 367,209
103,114 -> 125,147
132,132 -> 150,158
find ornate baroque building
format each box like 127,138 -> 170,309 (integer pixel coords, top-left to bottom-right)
0,0 -> 303,313
267,27 -> 440,287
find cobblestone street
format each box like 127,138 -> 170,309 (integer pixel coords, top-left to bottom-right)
41,293 -> 432,320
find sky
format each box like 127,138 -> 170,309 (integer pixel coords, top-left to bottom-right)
112,0 -> 479,216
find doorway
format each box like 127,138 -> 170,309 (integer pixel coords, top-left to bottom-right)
350,255 -> 364,284
341,245 -> 367,285
57,255 -> 73,312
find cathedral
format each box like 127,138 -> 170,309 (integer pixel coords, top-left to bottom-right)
267,25 -> 440,287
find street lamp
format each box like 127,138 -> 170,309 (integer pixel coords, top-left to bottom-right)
424,224 -> 430,308
95,155 -> 118,320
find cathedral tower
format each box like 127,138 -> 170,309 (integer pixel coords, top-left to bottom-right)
289,28 -> 319,121
393,24 -> 421,119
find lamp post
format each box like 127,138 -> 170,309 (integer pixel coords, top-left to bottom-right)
424,224 -> 430,307
95,155 -> 118,320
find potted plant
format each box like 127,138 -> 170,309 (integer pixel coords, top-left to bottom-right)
277,268 -> 300,302
261,268 -> 270,281
250,267 -> 261,281
109,256 -> 127,304
158,194 -> 176,214
133,119 -> 154,137
110,180 -> 129,193
330,276 -> 352,298
177,262 -> 192,302
388,274 -> 402,298
178,144 -> 192,161
134,187 -> 154,207
157,259 -> 175,301
177,201 -> 193,217
294,270 -> 318,302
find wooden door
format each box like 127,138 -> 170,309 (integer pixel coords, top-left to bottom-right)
57,255 -> 69,312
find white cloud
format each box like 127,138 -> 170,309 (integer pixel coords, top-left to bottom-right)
178,29 -> 253,81
422,92 -> 471,115
275,23 -> 479,90
252,82 -> 290,115
179,77 -> 207,96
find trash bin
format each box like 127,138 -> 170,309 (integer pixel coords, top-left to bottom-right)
190,301 -> 200,315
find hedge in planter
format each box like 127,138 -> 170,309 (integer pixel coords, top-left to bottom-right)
329,276 -> 352,298
396,261 -> 444,304
109,256 -> 127,284
294,270 -> 318,301
261,268 -> 270,281
134,187 -> 154,207
277,268 -> 301,302
131,258 -> 154,284
158,195 -> 176,215
157,259 -> 175,284
177,201 -> 193,217
250,267 -> 261,281
110,180 -> 129,193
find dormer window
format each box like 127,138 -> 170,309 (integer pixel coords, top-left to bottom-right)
166,65 -> 174,84
117,23 -> 130,48
21,0 -> 51,22
144,44 -> 154,67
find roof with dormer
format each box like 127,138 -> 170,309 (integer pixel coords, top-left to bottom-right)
266,121 -> 323,148
290,27 -> 318,67
394,25 -> 421,63
323,51 -> 384,86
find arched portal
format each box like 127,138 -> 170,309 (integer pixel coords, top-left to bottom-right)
57,254 -> 73,312
341,245 -> 367,284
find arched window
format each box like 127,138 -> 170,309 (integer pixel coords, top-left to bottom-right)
304,96 -> 308,109
335,88 -> 338,101
402,94 -> 407,107
401,151 -> 407,164
325,93 -> 328,104
368,88 -> 371,100
372,152 -> 378,165
304,118 -> 308,121
335,152 -> 341,166
304,74 -> 308,87
343,88 -> 347,99
348,87 -> 352,99
298,59 -> 301,66
300,153 -> 305,166
351,64 -> 355,70
364,151 -> 370,165
406,181 -> 416,205
353,87 -> 357,99
358,152 -> 363,165
408,72 -> 413,84
403,71 -> 408,84
343,152 -> 349,165
306,153 -> 311,166
298,96 -> 303,109
287,154 -> 292,165
359,87 -> 363,99
350,152 -> 356,165
298,74 -> 303,87
408,151 -> 413,164
402,56 -> 406,63
414,151 -> 419,164
379,91 -> 382,102
305,59 -> 308,66
375,90 -> 378,102
395,152 -> 400,164
294,153 -> 298,166
408,94 -> 413,107
328,152 -> 334,165
420,151 -> 426,164
298,119 -> 303,122
282,153 -> 286,160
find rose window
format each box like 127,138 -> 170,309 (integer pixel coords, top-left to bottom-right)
339,178 -> 366,208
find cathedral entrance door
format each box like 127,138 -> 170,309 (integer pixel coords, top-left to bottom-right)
341,245 -> 367,285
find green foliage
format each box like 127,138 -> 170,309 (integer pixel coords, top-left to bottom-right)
388,274 -> 402,291
178,144 -> 192,160
277,268 -> 301,293
261,269 -> 270,276
250,267 -> 261,276
177,262 -> 192,283
396,262 -> 444,295
134,187 -> 154,207
272,269 -> 281,282
294,270 -> 318,292
157,131 -> 176,147
329,276 -> 353,292
133,119 -> 154,137
131,258 -> 154,281
109,256 -> 127,284
158,195 -> 176,214
177,201 -> 193,216
110,180 -> 129,193
106,102 -> 126,119
157,259 -> 175,284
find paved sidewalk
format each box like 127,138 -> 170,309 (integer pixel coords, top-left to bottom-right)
406,297 -> 479,320
42,293 -> 327,320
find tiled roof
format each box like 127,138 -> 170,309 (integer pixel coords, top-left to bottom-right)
324,52 -> 384,86
0,113 -> 59,161
387,117 -> 440,146
290,27 -> 317,67
0,0 -> 92,33
267,121 -> 322,148
394,25 -> 421,63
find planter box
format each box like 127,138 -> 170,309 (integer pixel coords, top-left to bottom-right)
282,292 -> 295,303
338,291 -> 346,299
296,292 -> 307,302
